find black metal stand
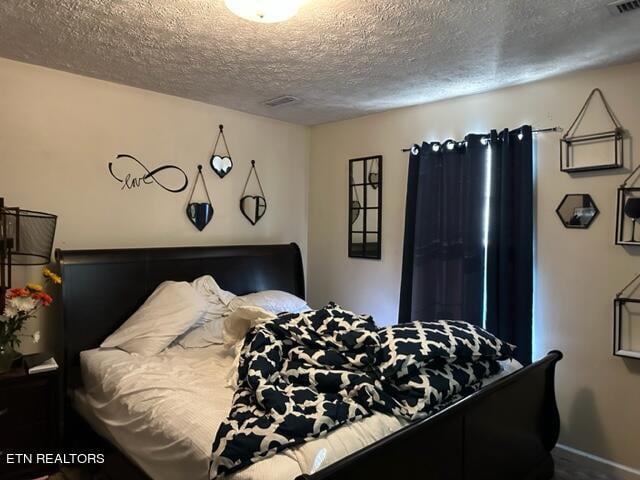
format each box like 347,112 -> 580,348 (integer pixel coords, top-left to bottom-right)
613,273 -> 640,359
0,198 -> 56,314
0,197 -> 13,314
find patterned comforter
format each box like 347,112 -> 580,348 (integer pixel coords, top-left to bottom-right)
210,304 -> 514,478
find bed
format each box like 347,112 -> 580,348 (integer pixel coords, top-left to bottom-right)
56,243 -> 562,480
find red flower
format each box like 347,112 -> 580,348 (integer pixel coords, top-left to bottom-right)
7,288 -> 29,299
32,292 -> 53,307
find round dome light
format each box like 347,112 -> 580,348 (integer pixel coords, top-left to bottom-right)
224,0 -> 305,23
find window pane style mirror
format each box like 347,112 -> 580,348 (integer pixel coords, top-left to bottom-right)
349,156 -> 382,259
556,194 -> 599,229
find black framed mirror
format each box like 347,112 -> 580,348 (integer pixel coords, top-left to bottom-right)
555,194 -> 599,229
349,155 -> 382,259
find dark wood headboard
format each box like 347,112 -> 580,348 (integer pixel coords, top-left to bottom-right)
56,243 -> 304,390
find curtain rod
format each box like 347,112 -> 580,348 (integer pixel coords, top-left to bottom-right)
401,126 -> 563,153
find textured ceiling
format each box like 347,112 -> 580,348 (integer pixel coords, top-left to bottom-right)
1,0 -> 640,125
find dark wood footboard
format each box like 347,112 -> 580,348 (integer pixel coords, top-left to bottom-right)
300,351 -> 562,480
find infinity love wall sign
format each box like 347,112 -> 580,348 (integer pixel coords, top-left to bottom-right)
108,154 -> 189,193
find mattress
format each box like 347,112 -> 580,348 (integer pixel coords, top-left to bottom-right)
75,344 -> 522,480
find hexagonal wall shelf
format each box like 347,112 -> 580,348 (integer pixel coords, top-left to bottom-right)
556,194 -> 599,229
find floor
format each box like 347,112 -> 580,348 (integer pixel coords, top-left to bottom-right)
553,454 -> 616,480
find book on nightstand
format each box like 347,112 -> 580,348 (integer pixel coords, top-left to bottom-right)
24,352 -> 59,374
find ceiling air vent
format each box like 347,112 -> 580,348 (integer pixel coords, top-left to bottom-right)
607,0 -> 640,15
263,95 -> 300,107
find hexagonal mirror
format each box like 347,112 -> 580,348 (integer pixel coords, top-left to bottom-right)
556,194 -> 599,229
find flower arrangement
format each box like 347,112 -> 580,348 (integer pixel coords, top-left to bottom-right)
0,268 -> 61,350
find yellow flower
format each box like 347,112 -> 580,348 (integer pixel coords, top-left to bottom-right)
42,268 -> 62,285
26,283 -> 44,292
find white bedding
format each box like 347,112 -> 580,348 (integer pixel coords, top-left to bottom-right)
75,344 -> 522,480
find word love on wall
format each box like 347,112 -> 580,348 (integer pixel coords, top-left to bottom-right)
108,154 -> 189,193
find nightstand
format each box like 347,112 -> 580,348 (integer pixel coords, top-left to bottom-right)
0,365 -> 60,480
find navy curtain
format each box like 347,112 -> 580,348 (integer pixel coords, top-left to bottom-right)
485,127 -> 533,364
399,126 -> 533,365
399,136 -> 488,327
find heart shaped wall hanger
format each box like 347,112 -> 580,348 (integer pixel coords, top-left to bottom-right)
187,202 -> 214,231
211,155 -> 233,178
240,160 -> 267,226
210,124 -> 234,179
186,165 -> 214,231
240,195 -> 267,225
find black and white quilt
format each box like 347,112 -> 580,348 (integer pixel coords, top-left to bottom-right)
210,304 -> 514,478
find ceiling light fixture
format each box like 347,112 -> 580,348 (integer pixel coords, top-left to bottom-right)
224,0 -> 306,23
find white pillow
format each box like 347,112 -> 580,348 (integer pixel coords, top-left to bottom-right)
176,275 -> 236,348
101,281 -> 207,356
229,290 -> 310,315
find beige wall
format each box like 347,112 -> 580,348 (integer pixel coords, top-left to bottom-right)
309,61 -> 640,469
0,58 -> 310,354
